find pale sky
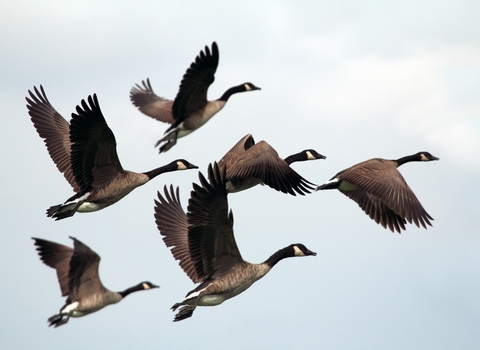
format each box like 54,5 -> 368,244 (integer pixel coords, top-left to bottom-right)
1,1 -> 480,349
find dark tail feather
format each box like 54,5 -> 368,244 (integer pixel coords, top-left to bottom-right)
173,305 -> 195,322
46,204 -> 63,218
47,313 -> 69,328
46,203 -> 79,220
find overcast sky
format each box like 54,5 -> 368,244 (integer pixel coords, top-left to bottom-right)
1,1 -> 480,349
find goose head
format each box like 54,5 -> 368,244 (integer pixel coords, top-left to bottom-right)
140,281 -> 160,290
291,244 -> 317,257
417,152 -> 439,162
174,159 -> 199,170
243,82 -> 261,91
303,149 -> 326,161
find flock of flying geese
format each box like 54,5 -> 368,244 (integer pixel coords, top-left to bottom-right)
26,42 -> 439,326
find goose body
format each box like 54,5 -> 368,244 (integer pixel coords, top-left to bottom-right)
154,163 -> 316,321
218,134 -> 325,195
26,86 -> 198,220
317,152 -> 439,233
130,42 -> 260,153
32,237 -> 158,327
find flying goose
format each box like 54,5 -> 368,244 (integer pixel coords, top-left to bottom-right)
154,163 -> 316,321
26,86 -> 198,220
130,42 -> 261,153
316,152 -> 439,233
32,237 -> 158,327
217,134 -> 325,195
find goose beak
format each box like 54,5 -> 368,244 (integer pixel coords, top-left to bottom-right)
188,163 -> 199,169
306,249 -> 317,256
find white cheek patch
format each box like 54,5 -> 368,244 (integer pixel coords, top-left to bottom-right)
142,283 -> 151,290
244,84 -> 252,91
177,161 -> 187,170
420,154 -> 429,161
306,151 -> 315,160
293,246 -> 305,256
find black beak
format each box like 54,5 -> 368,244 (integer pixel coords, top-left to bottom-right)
306,249 -> 317,256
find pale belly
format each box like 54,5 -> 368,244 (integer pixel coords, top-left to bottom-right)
194,278 -> 259,307
176,128 -> 195,139
163,101 -> 226,141
76,187 -> 138,212
197,294 -> 228,307
77,201 -> 112,213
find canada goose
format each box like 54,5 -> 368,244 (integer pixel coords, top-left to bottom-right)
26,86 -> 198,220
217,134 -> 325,195
154,163 -> 316,321
130,42 -> 261,153
316,152 -> 439,233
32,237 -> 159,327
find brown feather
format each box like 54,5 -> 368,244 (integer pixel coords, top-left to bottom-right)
319,153 -> 437,232
32,238 -> 74,296
129,78 -> 175,124
220,134 -> 316,195
26,86 -> 80,192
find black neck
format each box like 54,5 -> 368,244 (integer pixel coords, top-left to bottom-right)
143,163 -> 177,180
118,283 -> 145,299
284,152 -> 306,165
219,85 -> 245,101
264,246 -> 295,268
395,154 -> 421,167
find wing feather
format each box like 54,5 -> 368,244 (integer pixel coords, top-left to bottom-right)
171,42 -> 219,124
154,186 -> 200,283
338,159 -> 433,231
187,163 -> 243,280
69,95 -> 124,191
26,86 -> 80,192
32,237 -> 74,296
130,78 -> 175,124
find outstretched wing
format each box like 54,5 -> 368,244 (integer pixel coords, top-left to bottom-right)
130,78 -> 175,124
154,185 -> 200,283
217,133 -> 256,169
69,94 -> 124,191
187,163 -> 244,280
67,237 -> 106,301
171,42 -> 219,123
32,237 -> 74,296
339,159 -> 433,231
26,86 -> 80,192
226,141 -> 316,195
340,189 -> 407,233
